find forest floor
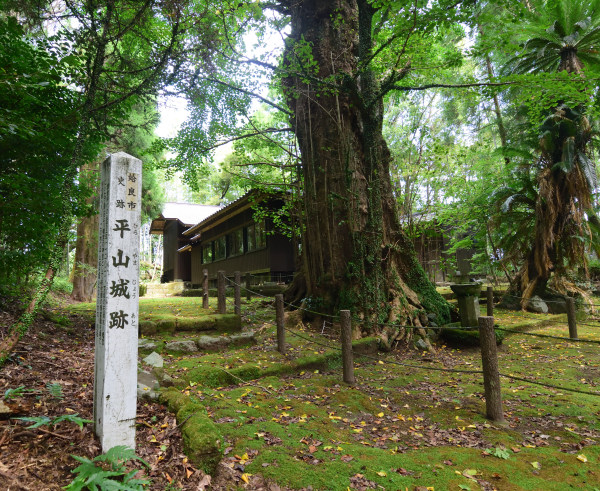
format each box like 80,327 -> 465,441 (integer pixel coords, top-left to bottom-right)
1,293 -> 600,490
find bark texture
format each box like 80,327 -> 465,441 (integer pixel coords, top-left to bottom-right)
282,0 -> 449,342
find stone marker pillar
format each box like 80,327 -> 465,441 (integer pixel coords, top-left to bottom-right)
94,152 -> 141,452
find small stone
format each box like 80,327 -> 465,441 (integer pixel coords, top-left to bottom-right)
527,295 -> 548,314
143,351 -> 164,368
137,370 -> 160,401
138,338 -> 157,351
165,340 -> 198,353
137,383 -> 159,401
415,338 -> 429,351
137,369 -> 160,390
152,367 -> 176,388
195,336 -> 227,351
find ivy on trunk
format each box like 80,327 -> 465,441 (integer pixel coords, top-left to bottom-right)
282,0 -> 449,344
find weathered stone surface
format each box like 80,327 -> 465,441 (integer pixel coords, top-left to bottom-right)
139,320 -> 157,336
143,351 -> 164,368
138,370 -> 160,389
160,388 -> 223,474
527,295 -> 548,314
156,319 -> 176,334
545,296 -> 567,314
195,336 -> 228,351
94,152 -> 141,452
229,331 -> 256,346
425,325 -> 440,341
195,331 -> 255,351
415,338 -> 429,351
165,340 -> 198,353
155,370 -> 175,388
137,370 -> 160,401
138,338 -> 158,351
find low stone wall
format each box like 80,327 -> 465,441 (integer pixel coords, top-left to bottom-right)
144,281 -> 186,297
139,314 -> 241,336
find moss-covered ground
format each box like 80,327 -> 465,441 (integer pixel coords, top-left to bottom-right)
68,295 -> 600,490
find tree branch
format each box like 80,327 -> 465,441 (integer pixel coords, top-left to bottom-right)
200,76 -> 293,116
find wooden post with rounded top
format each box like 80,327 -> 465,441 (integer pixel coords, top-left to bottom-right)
217,270 -> 226,314
245,272 -> 252,301
486,286 -> 494,317
202,269 -> 209,310
234,271 -> 241,316
340,310 -> 355,385
566,297 -> 578,339
478,316 -> 504,423
276,294 -> 285,354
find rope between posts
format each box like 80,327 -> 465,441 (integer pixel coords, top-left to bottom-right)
224,276 -> 340,319
225,276 -> 487,331
494,327 -> 600,344
223,276 -> 599,338
199,275 -> 600,396
221,274 -> 599,348
502,293 -> 574,305
280,324 -> 484,376
497,373 -> 600,397
279,323 -> 600,397
505,311 -> 566,325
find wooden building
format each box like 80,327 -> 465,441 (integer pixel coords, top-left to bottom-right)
150,202 -> 221,282
406,215 -> 483,283
182,190 -> 296,287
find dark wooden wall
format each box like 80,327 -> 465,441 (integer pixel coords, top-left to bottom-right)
162,221 -> 178,282
189,206 -> 294,286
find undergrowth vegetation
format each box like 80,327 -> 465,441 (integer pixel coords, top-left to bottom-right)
91,294 -> 600,490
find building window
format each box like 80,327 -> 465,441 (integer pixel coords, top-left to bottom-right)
246,220 -> 266,252
246,224 -> 255,251
214,236 -> 226,261
255,220 -> 266,249
202,243 -> 213,264
228,228 -> 243,257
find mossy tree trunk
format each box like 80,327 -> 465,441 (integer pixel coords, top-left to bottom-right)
282,0 -> 449,345
71,160 -> 100,302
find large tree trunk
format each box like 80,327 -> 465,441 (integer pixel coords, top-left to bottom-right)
71,161 -> 100,302
282,0 -> 449,343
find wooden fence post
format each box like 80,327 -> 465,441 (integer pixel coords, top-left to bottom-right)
245,272 -> 252,301
566,297 -> 578,339
217,270 -> 226,314
486,286 -> 494,317
276,294 -> 285,354
340,310 -> 355,385
202,269 -> 209,310
478,316 -> 504,423
234,271 -> 241,316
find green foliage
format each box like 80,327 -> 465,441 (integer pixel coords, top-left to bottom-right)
16,412 -> 91,429
589,258 -> 600,280
0,16 -> 100,284
3,385 -> 28,400
46,382 -> 64,400
65,446 -> 150,491
485,446 -> 511,460
52,276 -> 74,295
